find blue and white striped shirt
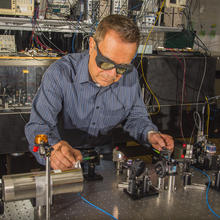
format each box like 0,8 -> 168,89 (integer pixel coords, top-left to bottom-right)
25,51 -> 158,165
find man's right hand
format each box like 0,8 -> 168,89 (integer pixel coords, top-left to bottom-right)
50,140 -> 82,171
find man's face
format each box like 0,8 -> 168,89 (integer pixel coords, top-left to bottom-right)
88,30 -> 137,87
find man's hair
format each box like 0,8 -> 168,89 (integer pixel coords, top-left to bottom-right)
94,14 -> 140,46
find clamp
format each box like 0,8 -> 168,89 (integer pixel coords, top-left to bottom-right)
34,134 -> 52,220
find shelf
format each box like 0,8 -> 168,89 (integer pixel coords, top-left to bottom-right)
0,16 -> 183,33
0,57 -> 59,66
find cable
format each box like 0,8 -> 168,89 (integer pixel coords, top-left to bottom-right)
205,96 -> 210,138
189,54 -> 207,143
208,95 -> 220,101
189,111 -> 200,144
192,167 -> 220,219
10,106 -> 27,124
148,101 -> 215,108
72,9 -> 83,53
179,54 -> 186,142
140,0 -> 166,115
193,111 -> 202,130
78,193 -> 118,220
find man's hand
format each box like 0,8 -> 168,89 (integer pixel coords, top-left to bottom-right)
50,140 -> 82,170
148,132 -> 174,152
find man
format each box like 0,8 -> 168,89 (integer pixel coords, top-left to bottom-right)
25,14 -> 174,170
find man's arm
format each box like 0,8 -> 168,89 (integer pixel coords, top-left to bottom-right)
123,78 -> 174,151
25,63 -> 82,168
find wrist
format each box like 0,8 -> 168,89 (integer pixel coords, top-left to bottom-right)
147,130 -> 160,139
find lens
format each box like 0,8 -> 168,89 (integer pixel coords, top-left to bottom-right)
116,68 -> 127,74
100,62 -> 115,70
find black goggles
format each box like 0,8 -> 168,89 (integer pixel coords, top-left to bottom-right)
94,40 -> 133,75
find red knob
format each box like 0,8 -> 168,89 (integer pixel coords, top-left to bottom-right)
33,146 -> 39,152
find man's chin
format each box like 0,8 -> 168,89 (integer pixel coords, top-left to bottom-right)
98,80 -> 113,87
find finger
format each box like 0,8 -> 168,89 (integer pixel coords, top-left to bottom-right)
53,149 -> 73,167
50,159 -> 67,170
72,149 -> 83,161
61,147 -> 78,164
166,140 -> 174,151
154,134 -> 166,148
152,144 -> 163,151
51,153 -> 69,170
161,134 -> 173,144
160,134 -> 174,150
51,160 -> 59,170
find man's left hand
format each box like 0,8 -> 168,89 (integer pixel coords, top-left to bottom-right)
148,132 -> 174,152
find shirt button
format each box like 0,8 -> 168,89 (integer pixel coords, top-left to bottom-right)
96,106 -> 99,109
92,122 -> 96,125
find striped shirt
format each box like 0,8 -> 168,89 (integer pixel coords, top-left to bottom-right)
25,51 -> 158,165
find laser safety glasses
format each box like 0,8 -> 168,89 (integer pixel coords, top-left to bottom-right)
94,40 -> 133,75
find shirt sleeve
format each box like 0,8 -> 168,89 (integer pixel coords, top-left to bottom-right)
25,62 -> 64,165
122,74 -> 158,144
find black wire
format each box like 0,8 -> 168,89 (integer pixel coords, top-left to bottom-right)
99,0 -> 110,21
182,3 -> 210,55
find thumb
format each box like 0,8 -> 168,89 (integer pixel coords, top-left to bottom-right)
154,135 -> 166,148
73,149 -> 83,161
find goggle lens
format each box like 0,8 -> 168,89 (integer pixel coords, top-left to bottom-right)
100,62 -> 127,74
100,62 -> 115,70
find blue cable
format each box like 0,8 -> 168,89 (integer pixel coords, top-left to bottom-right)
72,33 -> 76,53
72,12 -> 83,53
192,166 -> 220,219
78,193 -> 118,220
130,3 -> 143,11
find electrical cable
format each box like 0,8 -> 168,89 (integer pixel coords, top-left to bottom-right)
180,55 -> 186,142
205,96 -> 210,138
189,54 -> 207,143
208,95 -> 220,101
35,21 -> 66,54
118,0 -> 129,15
167,50 -> 187,141
169,50 -> 187,142
72,11 -> 83,53
129,3 -> 143,12
189,111 -> 201,144
98,0 -> 110,21
146,101 -> 216,108
196,54 -> 207,112
182,1 -> 210,55
10,107 -> 27,124
78,193 -> 118,220
192,167 -> 220,219
140,0 -> 166,115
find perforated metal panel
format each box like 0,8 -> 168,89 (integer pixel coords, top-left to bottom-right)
0,200 -> 34,220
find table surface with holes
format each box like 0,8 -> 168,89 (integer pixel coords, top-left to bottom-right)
1,160 -> 220,220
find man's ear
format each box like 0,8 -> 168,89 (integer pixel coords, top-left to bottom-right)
89,37 -> 95,54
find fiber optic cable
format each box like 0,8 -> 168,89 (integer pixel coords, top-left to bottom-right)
78,193 -> 118,220
192,167 -> 220,219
